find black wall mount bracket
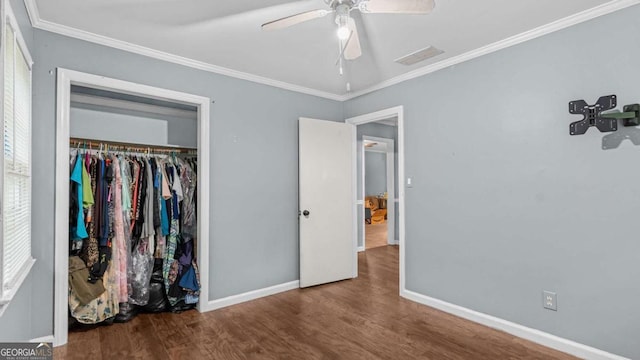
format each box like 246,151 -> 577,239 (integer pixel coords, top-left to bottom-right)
569,95 -> 618,135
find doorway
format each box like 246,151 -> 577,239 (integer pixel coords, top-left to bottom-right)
362,136 -> 395,250
345,106 -> 405,289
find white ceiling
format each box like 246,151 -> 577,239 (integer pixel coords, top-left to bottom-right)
33,0 -> 615,97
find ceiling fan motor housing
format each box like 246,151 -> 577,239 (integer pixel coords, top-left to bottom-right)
326,0 -> 359,9
335,3 -> 351,25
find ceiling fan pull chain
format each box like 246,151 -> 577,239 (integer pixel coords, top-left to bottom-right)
335,31 -> 354,66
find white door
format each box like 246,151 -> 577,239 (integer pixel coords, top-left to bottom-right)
299,117 -> 355,288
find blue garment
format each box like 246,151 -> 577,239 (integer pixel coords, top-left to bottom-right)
98,159 -> 110,246
71,156 -> 88,239
178,239 -> 193,266
178,266 -> 199,292
184,293 -> 199,305
170,167 -> 180,220
154,170 -> 160,189
172,194 -> 179,220
160,192 -> 169,236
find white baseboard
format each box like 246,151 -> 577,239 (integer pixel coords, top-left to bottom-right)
204,280 -> 299,312
358,246 -> 365,252
400,289 -> 629,360
30,335 -> 54,343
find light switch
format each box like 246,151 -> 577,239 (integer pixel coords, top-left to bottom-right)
407,177 -> 413,188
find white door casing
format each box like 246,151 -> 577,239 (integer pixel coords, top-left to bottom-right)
54,69 -> 210,346
346,106 -> 405,290
299,117 -> 355,288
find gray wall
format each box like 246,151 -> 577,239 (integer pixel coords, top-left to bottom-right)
69,86 -> 198,147
0,0 -> 35,342
0,18 -> 342,340
364,151 -> 386,196
356,123 -> 399,247
2,2 -> 638,357
345,6 -> 640,359
70,105 -> 198,148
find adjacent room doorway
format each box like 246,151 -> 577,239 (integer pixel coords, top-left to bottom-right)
345,106 -> 405,289
362,135 -> 395,250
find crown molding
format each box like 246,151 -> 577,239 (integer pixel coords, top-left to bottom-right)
23,1 -> 343,101
23,0 -> 640,103
343,0 -> 640,100
23,0 -> 40,28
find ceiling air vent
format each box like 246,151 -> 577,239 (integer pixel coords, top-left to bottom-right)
395,46 -> 443,66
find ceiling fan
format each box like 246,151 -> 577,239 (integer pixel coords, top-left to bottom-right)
261,0 -> 436,62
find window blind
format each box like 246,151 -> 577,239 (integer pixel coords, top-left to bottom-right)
3,23 -> 31,290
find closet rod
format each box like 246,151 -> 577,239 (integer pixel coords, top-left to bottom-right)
69,137 -> 197,153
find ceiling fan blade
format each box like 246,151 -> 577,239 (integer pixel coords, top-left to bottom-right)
360,0 -> 435,14
261,9 -> 330,31
344,17 -> 362,60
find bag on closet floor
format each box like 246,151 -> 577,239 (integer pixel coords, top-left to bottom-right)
169,300 -> 195,313
141,259 -> 168,313
128,240 -> 154,306
68,256 -> 105,305
114,302 -> 138,323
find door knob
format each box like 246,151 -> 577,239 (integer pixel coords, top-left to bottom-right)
302,210 -> 310,217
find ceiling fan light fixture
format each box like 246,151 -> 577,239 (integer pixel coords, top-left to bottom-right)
337,25 -> 350,40
335,9 -> 350,40
262,0 -> 435,67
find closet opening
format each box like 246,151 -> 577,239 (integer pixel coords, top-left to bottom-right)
54,69 -> 211,347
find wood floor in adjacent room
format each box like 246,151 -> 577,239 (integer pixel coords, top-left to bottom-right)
365,221 -> 388,249
55,246 -> 577,360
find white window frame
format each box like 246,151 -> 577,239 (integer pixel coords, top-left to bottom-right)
0,0 -> 35,314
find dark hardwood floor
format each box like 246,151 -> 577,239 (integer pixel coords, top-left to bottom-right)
55,246 -> 577,359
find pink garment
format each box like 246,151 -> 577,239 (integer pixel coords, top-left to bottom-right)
161,164 -> 172,200
85,151 -> 91,169
111,156 -> 128,302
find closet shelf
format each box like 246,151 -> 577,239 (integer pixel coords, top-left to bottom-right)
70,137 -> 197,153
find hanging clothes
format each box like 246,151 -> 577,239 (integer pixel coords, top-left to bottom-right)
141,158 -> 156,252
70,150 -> 118,321
70,155 -> 89,250
111,156 -> 128,303
80,158 -> 99,269
180,160 -> 197,229
68,146 -> 199,324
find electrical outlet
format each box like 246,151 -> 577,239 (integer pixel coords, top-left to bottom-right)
543,291 -> 557,311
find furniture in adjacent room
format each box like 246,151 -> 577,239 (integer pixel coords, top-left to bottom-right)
365,196 -> 387,224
